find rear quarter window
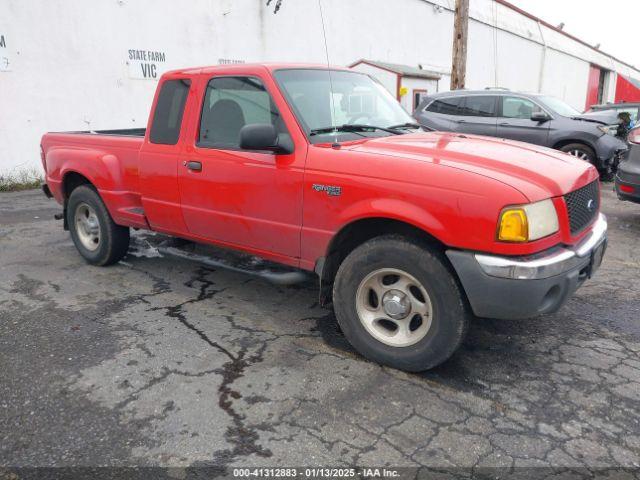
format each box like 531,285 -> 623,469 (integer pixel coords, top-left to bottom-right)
149,79 -> 191,145
426,97 -> 463,115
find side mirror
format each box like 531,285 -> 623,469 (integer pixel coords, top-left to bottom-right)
239,124 -> 291,154
531,112 -> 551,122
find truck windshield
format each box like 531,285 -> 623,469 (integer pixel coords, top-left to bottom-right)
274,69 -> 416,143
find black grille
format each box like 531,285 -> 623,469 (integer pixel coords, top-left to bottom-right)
564,180 -> 599,234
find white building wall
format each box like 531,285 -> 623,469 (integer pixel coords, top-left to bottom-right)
1,0 -> 639,174
542,50 -> 591,108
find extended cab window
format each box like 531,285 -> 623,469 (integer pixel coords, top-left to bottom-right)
461,96 -> 497,117
426,97 -> 463,115
149,79 -> 191,145
198,76 -> 285,149
501,96 -> 543,119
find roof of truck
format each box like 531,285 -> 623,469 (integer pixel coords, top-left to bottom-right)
164,63 -> 352,76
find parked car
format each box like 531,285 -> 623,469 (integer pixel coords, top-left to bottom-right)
414,90 -> 628,174
588,102 -> 640,125
616,126 -> 640,203
41,64 -> 607,372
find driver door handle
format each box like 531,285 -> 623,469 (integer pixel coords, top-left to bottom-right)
184,160 -> 202,172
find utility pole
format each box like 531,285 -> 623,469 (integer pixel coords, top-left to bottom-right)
450,0 -> 469,90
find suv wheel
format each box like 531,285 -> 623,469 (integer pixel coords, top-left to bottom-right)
560,143 -> 596,165
332,235 -> 470,372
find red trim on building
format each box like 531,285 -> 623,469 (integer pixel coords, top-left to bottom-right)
615,75 -> 640,103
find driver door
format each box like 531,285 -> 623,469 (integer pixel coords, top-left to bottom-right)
177,74 -> 305,262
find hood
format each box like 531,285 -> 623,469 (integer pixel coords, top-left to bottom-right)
574,109 -> 619,125
345,132 -> 598,202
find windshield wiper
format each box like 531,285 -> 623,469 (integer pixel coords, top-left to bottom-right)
387,122 -> 423,130
310,124 -> 403,136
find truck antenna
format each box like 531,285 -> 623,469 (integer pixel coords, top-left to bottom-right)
317,0 -> 339,143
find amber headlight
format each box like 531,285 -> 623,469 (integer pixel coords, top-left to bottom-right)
498,199 -> 559,242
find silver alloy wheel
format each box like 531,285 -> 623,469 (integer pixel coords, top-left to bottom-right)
355,268 -> 433,347
74,202 -> 101,251
568,149 -> 590,161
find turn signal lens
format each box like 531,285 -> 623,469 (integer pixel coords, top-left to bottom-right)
498,209 -> 529,242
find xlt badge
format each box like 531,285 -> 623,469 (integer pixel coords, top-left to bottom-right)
312,184 -> 342,196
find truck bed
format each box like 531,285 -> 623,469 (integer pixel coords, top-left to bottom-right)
41,130 -> 146,229
53,128 -> 146,137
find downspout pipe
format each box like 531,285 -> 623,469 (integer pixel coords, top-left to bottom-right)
537,20 -> 547,93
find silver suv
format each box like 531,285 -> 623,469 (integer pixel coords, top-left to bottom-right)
414,90 -> 627,174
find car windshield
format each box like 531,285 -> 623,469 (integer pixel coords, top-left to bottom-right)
537,95 -> 581,117
274,68 -> 415,143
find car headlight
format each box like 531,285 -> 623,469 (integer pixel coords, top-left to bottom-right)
598,124 -> 618,135
498,199 -> 559,242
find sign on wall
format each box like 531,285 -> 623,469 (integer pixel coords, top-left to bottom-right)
126,49 -> 166,80
0,34 -> 11,72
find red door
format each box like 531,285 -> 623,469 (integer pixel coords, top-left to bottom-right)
585,65 -> 601,110
177,71 -> 307,265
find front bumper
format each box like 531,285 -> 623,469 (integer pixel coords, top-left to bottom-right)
595,134 -> 627,171
446,214 -> 607,319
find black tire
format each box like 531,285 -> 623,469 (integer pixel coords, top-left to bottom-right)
559,143 -> 596,166
67,185 -> 130,266
332,235 -> 470,372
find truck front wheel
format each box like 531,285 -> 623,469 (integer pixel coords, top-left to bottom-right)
332,236 -> 469,372
67,185 -> 130,266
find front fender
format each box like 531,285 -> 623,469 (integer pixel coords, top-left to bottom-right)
336,197 -> 450,245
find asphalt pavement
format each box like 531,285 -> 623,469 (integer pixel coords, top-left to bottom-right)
1,186 -> 639,477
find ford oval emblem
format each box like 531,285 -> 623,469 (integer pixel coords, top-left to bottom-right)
587,199 -> 595,211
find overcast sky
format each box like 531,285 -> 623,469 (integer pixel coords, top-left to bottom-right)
507,0 -> 639,68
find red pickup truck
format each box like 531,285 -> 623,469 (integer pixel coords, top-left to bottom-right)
41,63 -> 607,371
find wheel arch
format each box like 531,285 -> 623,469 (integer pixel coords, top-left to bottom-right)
552,138 -> 596,152
316,216 -> 448,305
60,171 -> 97,230
62,171 -> 95,199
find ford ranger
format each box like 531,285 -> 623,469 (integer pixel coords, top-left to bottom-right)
41,64 -> 607,372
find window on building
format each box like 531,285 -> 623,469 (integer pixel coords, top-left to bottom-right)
460,96 -> 497,117
426,96 -> 464,115
198,76 -> 286,149
501,97 -> 543,119
149,79 -> 191,145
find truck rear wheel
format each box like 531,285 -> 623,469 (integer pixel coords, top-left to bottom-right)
332,235 -> 469,372
67,185 -> 130,266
